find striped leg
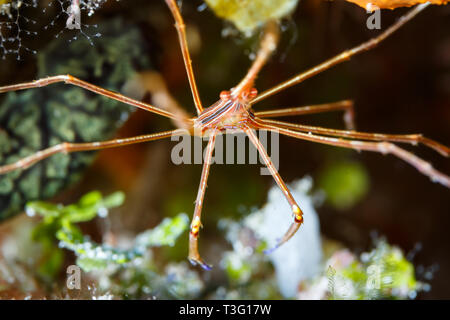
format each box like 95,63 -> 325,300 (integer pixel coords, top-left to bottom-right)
245,128 -> 304,253
251,4 -> 430,104
255,100 -> 355,130
188,133 -> 217,269
165,0 -> 204,114
0,75 -> 183,121
259,118 -> 449,157
259,123 -> 450,188
231,21 -> 279,97
0,129 -> 186,174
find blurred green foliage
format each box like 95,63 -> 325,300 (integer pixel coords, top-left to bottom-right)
326,239 -> 420,299
28,191 -> 189,274
0,188 -> 425,300
19,190 -> 204,299
318,160 -> 370,210
29,191 -> 124,278
214,217 -> 281,299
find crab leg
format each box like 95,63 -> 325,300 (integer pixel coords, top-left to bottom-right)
0,75 -> 183,121
245,128 -> 304,253
260,118 -> 449,157
188,133 -> 217,269
0,129 -> 187,174
232,21 -> 280,97
165,0 -> 204,114
259,123 -> 450,188
255,100 -> 355,130
251,3 -> 430,104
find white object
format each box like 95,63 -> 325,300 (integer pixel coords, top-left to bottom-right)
246,177 -> 323,298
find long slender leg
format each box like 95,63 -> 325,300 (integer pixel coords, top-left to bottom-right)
250,3 -> 430,105
165,0 -> 203,114
254,100 -> 355,130
189,133 -> 217,270
259,118 -> 450,157
231,21 -> 280,97
258,122 -> 450,188
0,75 -> 186,122
0,129 -> 187,174
245,128 -> 304,253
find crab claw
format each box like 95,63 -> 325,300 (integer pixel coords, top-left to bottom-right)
188,257 -> 212,271
263,218 -> 303,255
263,240 -> 281,255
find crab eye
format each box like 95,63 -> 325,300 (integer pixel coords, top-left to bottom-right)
249,88 -> 258,99
240,88 -> 258,100
220,90 -> 231,100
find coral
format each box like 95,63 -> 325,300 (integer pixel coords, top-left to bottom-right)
244,177 -> 323,297
44,0 -> 111,44
27,191 -> 189,271
0,184 -> 428,299
216,177 -> 324,298
0,19 -> 152,220
0,190 -> 203,299
298,238 -> 425,300
215,177 -> 424,300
